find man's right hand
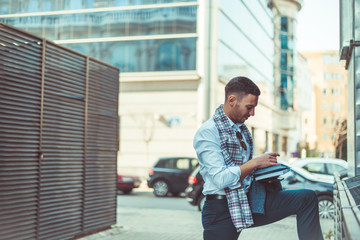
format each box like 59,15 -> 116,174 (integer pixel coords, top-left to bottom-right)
254,152 -> 280,169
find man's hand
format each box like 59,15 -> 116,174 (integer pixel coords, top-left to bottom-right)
253,152 -> 280,169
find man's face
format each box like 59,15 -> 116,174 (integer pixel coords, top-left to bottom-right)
229,94 -> 258,123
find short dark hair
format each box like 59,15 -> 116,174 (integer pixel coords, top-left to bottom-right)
224,76 -> 261,101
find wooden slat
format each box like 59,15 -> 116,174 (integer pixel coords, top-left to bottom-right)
0,22 -> 119,240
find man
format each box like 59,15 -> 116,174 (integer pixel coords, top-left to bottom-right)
193,76 -> 323,240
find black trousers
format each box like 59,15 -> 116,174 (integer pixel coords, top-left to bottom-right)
201,189 -> 324,240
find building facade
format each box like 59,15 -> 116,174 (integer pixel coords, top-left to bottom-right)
339,0 -> 360,176
0,0 -> 307,178
301,51 -> 348,158
295,52 -> 316,158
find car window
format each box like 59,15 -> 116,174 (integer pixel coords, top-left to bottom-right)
190,158 -> 198,169
156,159 -> 176,169
303,163 -> 326,174
176,158 -> 190,170
326,163 -> 346,175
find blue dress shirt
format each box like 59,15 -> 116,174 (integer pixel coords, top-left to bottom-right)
193,116 -> 252,196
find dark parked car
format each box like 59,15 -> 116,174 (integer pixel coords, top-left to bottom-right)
147,157 -> 198,197
117,174 -> 141,194
185,165 -> 205,211
185,163 -> 334,219
280,162 -> 334,219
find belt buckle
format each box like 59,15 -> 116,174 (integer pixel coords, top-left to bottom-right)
215,195 -> 224,200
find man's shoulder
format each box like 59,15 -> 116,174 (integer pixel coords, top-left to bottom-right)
198,118 -> 216,131
195,118 -> 218,138
193,118 -> 220,148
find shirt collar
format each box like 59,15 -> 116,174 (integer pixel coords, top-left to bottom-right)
226,116 -> 244,132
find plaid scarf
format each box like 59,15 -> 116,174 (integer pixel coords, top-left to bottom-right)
213,104 -> 254,232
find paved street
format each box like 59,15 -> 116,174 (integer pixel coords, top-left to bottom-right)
79,188 -> 334,240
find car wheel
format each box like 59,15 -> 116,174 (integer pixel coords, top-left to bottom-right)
318,195 -> 334,219
198,195 -> 206,211
153,180 -> 169,197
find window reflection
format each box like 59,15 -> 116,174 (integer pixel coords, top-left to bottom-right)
281,16 -> 288,32
280,16 -> 295,110
218,0 -> 273,61
63,38 -> 196,72
217,0 -> 274,97
0,0 -> 196,14
217,42 -> 274,96
0,6 -> 197,41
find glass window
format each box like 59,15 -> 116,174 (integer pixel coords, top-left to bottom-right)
322,103 -> 328,110
331,103 -> 341,111
63,0 -> 82,10
324,72 -> 344,80
304,163 -> 326,174
326,163 -> 346,175
1,6 -> 197,40
176,158 -> 190,170
0,0 -> 197,13
280,74 -> 288,110
280,16 -> 288,32
280,51 -> 287,71
156,41 -> 180,70
156,159 -> 176,168
218,0 -> 274,61
323,133 -> 328,141
217,8 -> 274,84
0,0 -> 10,14
280,34 -> 288,49
190,158 -> 198,169
241,0 -> 273,37
109,0 -> 196,7
42,0 -> 56,11
62,38 -> 196,72
217,41 -> 274,95
331,88 -> 342,95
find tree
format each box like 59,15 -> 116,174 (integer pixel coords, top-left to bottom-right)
333,119 -> 347,161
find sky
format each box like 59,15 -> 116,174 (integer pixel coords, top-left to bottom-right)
296,0 -> 339,51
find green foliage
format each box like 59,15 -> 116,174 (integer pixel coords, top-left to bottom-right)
324,229 -> 333,239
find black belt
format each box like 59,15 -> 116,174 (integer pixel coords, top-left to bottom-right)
206,194 -> 226,200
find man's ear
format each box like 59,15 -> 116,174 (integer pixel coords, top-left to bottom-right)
228,95 -> 237,106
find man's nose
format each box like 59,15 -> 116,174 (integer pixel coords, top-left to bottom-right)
250,109 -> 255,116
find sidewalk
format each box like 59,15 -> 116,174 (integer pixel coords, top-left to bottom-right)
79,187 -> 335,240
79,210 -> 334,240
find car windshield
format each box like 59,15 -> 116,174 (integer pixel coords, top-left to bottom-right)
280,161 -> 331,183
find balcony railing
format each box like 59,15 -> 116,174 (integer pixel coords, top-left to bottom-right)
334,174 -> 360,239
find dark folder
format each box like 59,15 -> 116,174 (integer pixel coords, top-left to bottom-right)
254,164 -> 290,181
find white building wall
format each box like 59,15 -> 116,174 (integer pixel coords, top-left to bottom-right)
295,53 -> 317,155
118,74 -> 199,177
